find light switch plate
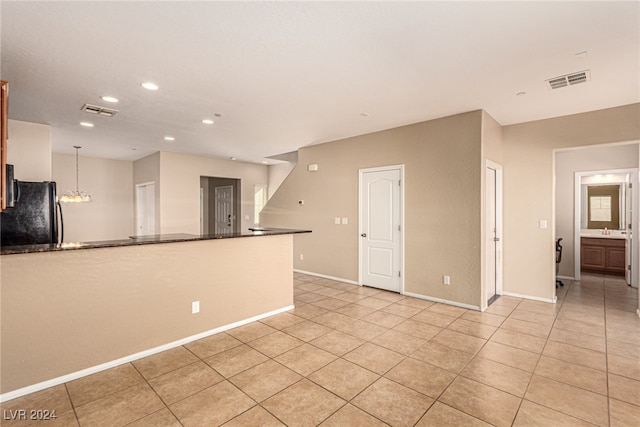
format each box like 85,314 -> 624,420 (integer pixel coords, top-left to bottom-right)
341,217 -> 348,225
539,220 -> 548,229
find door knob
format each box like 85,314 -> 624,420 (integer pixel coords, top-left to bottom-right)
361,233 -> 367,237
494,237 -> 500,242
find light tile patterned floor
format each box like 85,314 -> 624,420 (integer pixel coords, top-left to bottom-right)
2,273 -> 639,426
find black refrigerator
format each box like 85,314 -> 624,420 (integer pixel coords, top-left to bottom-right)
1,168 -> 60,246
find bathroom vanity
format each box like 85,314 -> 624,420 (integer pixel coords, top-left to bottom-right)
580,236 -> 626,275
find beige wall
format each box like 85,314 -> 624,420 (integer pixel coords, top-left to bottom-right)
158,152 -> 268,234
482,111 -> 503,165
7,119 -> 51,181
52,154 -> 134,242
555,143 -> 638,277
0,235 -> 293,394
268,159 -> 297,199
262,111 -> 485,307
503,103 -> 640,300
200,176 -> 210,234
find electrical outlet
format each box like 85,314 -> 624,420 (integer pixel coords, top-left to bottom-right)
192,301 -> 200,314
334,217 -> 341,225
443,276 -> 451,285
299,254 -> 304,261
341,217 -> 348,225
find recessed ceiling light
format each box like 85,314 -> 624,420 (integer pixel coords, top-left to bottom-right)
202,119 -> 214,125
141,82 -> 159,91
214,113 -> 223,117
80,122 -> 94,127
516,91 -> 527,96
360,112 -> 370,117
261,161 -> 269,164
230,157 -> 237,161
100,96 -> 119,103
164,136 -> 175,141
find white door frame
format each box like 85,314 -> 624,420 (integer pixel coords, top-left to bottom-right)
200,187 -> 204,235
135,181 -> 156,236
358,164 -> 404,293
573,168 -> 638,287
484,160 -> 503,310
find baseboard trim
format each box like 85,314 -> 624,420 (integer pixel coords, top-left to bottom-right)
0,305 -> 294,403
293,269 -> 358,285
502,291 -> 557,304
402,291 -> 481,311
556,275 -> 574,281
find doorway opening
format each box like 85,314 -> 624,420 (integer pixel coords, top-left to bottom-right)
135,181 -> 156,236
573,168 -> 638,287
554,142 -> 639,297
200,177 -> 240,235
484,160 -> 503,309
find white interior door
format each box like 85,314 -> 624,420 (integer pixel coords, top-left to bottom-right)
135,182 -> 155,236
485,161 -> 503,307
214,185 -> 233,234
359,166 -> 402,292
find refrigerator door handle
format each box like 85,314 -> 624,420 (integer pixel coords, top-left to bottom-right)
57,200 -> 64,244
14,179 -> 21,203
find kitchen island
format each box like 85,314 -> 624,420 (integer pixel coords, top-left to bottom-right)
0,228 -> 310,399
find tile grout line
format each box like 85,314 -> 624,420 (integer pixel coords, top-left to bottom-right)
62,382 -> 82,427
603,273 -> 612,427
510,279 -> 570,426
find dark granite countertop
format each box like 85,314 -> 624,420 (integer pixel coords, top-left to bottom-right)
0,228 -> 311,255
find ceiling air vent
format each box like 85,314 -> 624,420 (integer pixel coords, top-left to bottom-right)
81,103 -> 118,117
545,70 -> 591,90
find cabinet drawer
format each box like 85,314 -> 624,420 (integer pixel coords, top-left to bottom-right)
581,237 -> 625,248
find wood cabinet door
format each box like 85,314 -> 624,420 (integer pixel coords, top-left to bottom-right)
581,245 -> 606,270
606,247 -> 627,274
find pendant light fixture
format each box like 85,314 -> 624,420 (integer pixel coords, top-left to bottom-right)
59,146 -> 92,203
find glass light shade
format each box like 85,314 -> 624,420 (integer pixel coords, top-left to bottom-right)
59,190 -> 92,203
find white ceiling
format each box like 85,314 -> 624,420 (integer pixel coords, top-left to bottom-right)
2,1 -> 639,163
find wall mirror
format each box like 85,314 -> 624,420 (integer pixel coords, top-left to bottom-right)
587,184 -> 620,229
580,175 -> 627,231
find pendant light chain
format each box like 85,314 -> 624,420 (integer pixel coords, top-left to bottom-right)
74,146 -> 80,193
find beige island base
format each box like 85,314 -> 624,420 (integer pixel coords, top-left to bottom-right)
1,232 -> 298,399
